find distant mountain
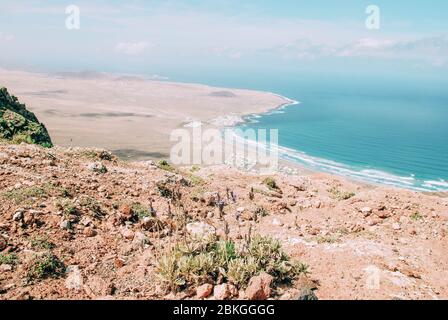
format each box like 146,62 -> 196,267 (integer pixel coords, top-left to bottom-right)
0,87 -> 53,147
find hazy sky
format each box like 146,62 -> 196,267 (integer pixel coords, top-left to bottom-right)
1,0 -> 447,79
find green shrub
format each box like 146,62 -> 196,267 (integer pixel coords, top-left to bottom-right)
30,236 -> 56,250
132,202 -> 151,219
27,252 -> 65,281
78,195 -> 102,215
157,160 -> 176,172
0,253 -> 19,266
410,211 -> 423,221
2,186 -> 48,205
263,177 -> 278,190
55,199 -> 77,216
157,235 -> 307,291
328,187 -> 355,201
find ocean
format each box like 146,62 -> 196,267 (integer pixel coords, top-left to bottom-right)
167,69 -> 448,192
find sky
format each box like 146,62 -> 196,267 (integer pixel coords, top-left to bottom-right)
0,0 -> 448,81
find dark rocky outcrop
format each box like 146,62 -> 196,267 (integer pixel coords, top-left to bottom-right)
0,87 -> 53,147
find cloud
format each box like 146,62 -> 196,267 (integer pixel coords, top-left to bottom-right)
0,32 -> 15,42
262,35 -> 448,67
115,41 -> 151,55
337,35 -> 448,66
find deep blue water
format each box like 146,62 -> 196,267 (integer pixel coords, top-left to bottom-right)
167,70 -> 448,191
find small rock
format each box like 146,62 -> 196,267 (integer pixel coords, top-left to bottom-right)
297,288 -> 318,300
132,232 -> 150,249
228,284 -> 238,297
87,162 -> 107,174
360,207 -> 373,216
376,211 -> 391,219
236,207 -> 245,213
367,218 -> 382,226
214,284 -> 231,300
119,205 -> 134,221
60,220 -> 71,230
186,222 -> 216,239
272,218 -> 283,227
12,211 -> 23,221
23,213 -> 35,226
0,237 -> 6,251
80,217 -> 93,227
121,228 -> 135,240
84,276 -> 109,297
392,223 -> 401,231
114,258 -> 125,269
400,265 -> 421,279
141,217 -> 164,232
241,211 -> 253,221
66,266 -> 83,290
83,227 -> 97,237
245,273 -> 274,300
196,284 -> 213,299
1,264 -> 13,272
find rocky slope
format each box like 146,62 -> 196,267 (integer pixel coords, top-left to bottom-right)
0,142 -> 447,300
0,87 -> 52,148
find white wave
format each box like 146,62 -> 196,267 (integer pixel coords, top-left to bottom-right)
227,92 -> 447,192
422,180 -> 448,191
209,115 -> 245,127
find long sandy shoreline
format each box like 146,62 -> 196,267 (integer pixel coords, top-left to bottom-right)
0,68 -> 289,160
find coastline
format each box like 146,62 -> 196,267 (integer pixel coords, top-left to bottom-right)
1,68 -> 446,194
230,93 -> 448,194
0,68 -> 289,160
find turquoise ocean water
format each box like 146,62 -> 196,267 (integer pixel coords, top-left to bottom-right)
169,70 -> 448,192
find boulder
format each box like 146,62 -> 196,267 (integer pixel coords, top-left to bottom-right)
66,265 -> 83,290
213,284 -> 231,300
245,273 -> 274,300
360,207 -> 373,216
196,284 -> 213,299
186,222 -> 216,239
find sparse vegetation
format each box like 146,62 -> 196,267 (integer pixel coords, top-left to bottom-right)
263,177 -> 279,191
132,202 -> 151,219
2,185 -> 48,205
254,206 -> 269,218
55,198 -> 77,216
0,87 -> 53,147
328,187 -> 356,201
316,234 -> 340,244
30,236 -> 56,250
410,211 -> 424,221
0,253 -> 19,266
81,149 -> 114,161
186,173 -> 205,186
157,160 -> 176,173
157,235 -> 307,291
27,252 -> 65,281
78,195 -> 102,215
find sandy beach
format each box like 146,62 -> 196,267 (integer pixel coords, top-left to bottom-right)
0,69 -> 288,160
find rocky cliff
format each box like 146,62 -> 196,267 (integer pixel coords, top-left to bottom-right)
0,87 -> 52,148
